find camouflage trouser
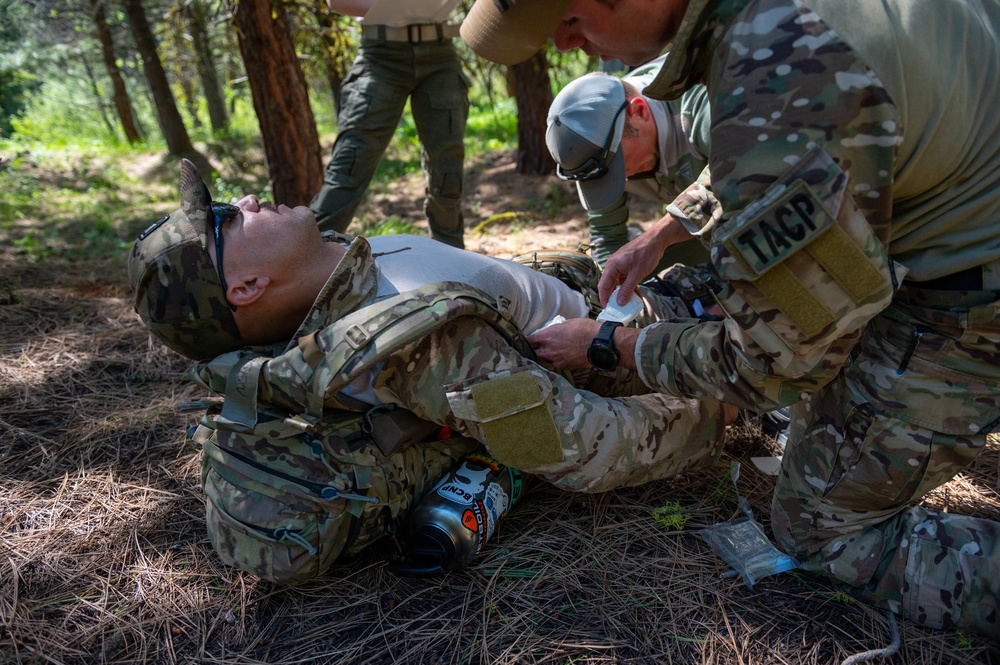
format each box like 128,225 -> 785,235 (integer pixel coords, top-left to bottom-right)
310,38 -> 470,248
771,287 -> 1000,635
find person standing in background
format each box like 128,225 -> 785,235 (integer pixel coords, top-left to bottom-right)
311,0 -> 469,248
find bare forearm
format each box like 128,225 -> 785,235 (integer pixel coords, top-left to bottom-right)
648,211 -> 693,250
612,326 -> 641,371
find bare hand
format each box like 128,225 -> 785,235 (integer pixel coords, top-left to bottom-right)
598,231 -> 669,307
598,213 -> 695,306
528,318 -> 601,371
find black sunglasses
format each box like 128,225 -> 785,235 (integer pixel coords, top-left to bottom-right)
556,101 -> 628,182
210,202 -> 240,311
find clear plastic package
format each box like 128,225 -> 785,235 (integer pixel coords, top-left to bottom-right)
701,462 -> 798,587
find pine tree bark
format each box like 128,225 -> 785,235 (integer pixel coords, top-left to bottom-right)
232,0 -> 323,206
89,0 -> 142,144
510,51 -> 555,176
186,0 -> 229,134
121,0 -> 197,156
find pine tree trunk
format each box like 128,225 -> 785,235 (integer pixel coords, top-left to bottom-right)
79,51 -> 119,140
186,0 -> 229,134
122,0 -> 196,156
90,0 -> 142,144
511,51 -> 555,176
311,5 -> 346,116
232,0 -> 323,206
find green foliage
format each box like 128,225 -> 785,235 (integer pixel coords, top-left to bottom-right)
212,173 -> 271,206
652,500 -> 693,531
466,97 -> 518,154
356,216 -> 420,237
0,145 -> 160,268
0,69 -> 40,137
11,76 -> 133,148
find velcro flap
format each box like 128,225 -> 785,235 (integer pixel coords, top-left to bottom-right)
447,369 -> 563,469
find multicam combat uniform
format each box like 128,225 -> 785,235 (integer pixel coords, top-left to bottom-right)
310,0 -> 469,248
635,0 -> 1000,634
586,57 -> 713,272
195,235 -> 727,494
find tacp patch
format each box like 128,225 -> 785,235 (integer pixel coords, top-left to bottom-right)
726,179 -> 835,278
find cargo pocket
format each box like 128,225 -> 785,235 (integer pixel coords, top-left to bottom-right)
428,76 -> 470,133
445,366 -> 563,470
337,73 -> 376,128
849,323 -> 1000,437
902,529 -> 1000,632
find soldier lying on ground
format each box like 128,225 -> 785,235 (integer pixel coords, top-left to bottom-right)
129,159 -> 737,496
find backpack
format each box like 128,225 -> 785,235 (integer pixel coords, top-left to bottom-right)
183,282 -> 535,584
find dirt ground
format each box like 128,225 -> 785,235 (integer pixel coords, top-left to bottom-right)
353,147 -> 666,257
1,149 -> 999,664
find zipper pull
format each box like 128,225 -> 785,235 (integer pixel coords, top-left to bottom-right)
896,325 -> 930,376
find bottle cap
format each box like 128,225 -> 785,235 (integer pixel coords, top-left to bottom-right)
390,524 -> 458,577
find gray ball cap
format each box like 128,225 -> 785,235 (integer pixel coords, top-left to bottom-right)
546,74 -> 628,211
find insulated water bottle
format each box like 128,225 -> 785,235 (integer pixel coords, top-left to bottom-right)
391,451 -> 525,576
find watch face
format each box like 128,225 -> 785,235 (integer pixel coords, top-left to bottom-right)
588,320 -> 622,372
588,344 -> 618,372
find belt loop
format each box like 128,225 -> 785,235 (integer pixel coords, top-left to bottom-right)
435,23 -> 443,41
408,24 -> 418,44
377,24 -> 386,41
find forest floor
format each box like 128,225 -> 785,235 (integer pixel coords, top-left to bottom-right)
1,144 -> 999,664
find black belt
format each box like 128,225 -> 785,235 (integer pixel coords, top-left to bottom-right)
908,265 -> 983,291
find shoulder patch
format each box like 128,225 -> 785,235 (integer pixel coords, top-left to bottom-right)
727,180 -> 835,277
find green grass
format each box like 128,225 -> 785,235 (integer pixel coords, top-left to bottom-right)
0,144 -> 164,269
0,78 -> 519,270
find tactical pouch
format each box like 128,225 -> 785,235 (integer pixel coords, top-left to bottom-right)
711,149 -> 904,369
194,406 -> 477,584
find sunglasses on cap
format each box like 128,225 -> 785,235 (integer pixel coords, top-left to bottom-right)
211,202 -> 240,311
555,101 -> 628,182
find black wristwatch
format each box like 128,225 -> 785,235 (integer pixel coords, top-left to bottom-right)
588,321 -> 623,372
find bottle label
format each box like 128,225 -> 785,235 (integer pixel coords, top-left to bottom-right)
436,460 -> 494,505
434,454 -> 512,552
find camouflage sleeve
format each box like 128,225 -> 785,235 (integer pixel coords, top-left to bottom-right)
637,5 -> 900,411
369,317 -> 727,493
665,165 -> 722,240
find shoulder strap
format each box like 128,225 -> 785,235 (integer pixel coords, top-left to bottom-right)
207,281 -> 534,423
297,281 -> 534,419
